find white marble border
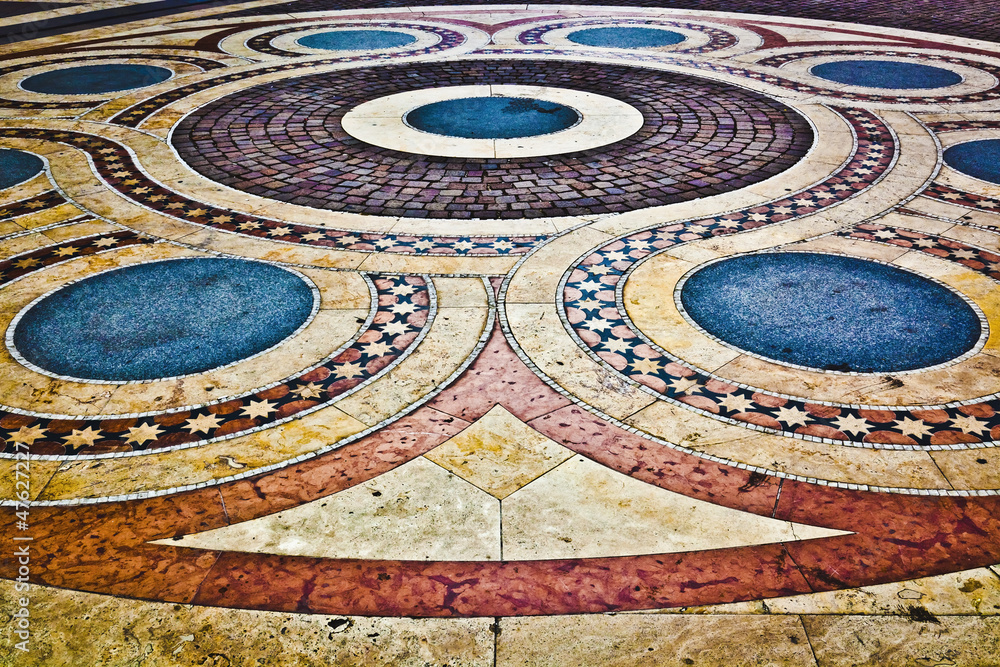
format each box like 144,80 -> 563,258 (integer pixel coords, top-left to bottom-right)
341,84 -> 644,159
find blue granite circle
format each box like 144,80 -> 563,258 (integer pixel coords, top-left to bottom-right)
296,29 -> 417,51
21,64 -> 172,95
809,60 -> 962,89
943,139 -> 1000,184
405,97 -> 580,139
0,149 -> 43,189
678,252 -> 982,373
566,26 -> 686,48
12,258 -> 315,382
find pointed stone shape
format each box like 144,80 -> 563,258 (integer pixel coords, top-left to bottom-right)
755,24 -> 911,44
153,457 -> 500,561
502,455 -> 851,560
425,405 -> 573,499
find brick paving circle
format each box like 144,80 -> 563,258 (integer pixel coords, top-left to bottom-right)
172,60 -> 813,219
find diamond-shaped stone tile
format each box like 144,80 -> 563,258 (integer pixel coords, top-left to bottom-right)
424,405 -> 574,499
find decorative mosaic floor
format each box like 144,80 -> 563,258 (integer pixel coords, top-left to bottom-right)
3,0 -> 1000,664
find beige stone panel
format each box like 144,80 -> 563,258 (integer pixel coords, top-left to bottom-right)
877,211 -> 957,235
787,234 -> 911,262
356,251 -> 518,276
425,405 -> 574,499
0,457 -> 62,501
0,173 -> 50,205
505,226 -> 614,304
159,456 -> 501,561
99,309 -> 367,416
435,276 -> 492,308
626,401 -> 953,490
37,405 -> 367,501
589,189 -> 772,237
0,232 -> 48,259
171,227 -> 369,271
931,448 -> 1000,491
502,454 -> 846,560
496,614 -> 817,667
40,219 -> 120,242
506,303 -> 656,419
803,615 -> 1000,666
336,302 -> 489,426
956,209 -> 1000,227
904,195 -> 972,220
0,581 -> 493,667
942,223 -> 1000,250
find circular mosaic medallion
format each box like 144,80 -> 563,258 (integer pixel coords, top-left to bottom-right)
405,96 -> 580,139
566,26 -> 686,48
943,139 -> 1000,184
10,258 -> 316,382
295,29 -> 417,51
0,149 -> 43,189
809,59 -> 963,89
677,252 -> 983,373
21,64 -> 173,94
172,60 -> 813,219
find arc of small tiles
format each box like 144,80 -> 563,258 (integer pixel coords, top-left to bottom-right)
839,223 -> 1000,281
0,190 -> 68,221
558,108 -> 1000,450
246,21 -> 463,57
0,128 -> 543,256
922,182 -> 1000,213
516,19 -> 738,54
0,230 -> 153,287
0,274 -> 433,458
474,47 -> 999,105
109,26 -> 468,127
0,54 -> 227,110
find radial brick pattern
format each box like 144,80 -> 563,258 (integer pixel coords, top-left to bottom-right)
172,60 -> 813,219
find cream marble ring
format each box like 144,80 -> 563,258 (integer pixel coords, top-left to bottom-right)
341,85 -> 645,159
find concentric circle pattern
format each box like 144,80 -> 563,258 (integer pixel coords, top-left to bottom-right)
295,29 -> 417,50
566,26 -> 687,48
172,60 -> 813,218
677,252 -> 983,373
10,258 -> 316,382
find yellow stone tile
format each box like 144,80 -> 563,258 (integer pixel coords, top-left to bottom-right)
158,456 -> 501,561
425,405 -> 574,499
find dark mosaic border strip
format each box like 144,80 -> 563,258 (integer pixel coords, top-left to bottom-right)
0,54 -> 227,110
516,18 -> 738,54
0,128 -> 545,255
0,230 -> 151,287
110,26 -> 467,126
246,21 -> 459,57
0,190 -> 68,220
558,108 -> 1000,451
473,47 -> 1000,104
839,222 -> 1000,281
922,182 -> 1000,213
0,274 -> 432,457
925,120 -> 1000,133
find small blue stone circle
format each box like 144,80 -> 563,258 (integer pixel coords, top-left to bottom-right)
566,26 -> 686,48
943,139 -> 1000,185
21,63 -> 173,95
295,29 -> 417,51
12,257 -> 317,382
0,149 -> 44,190
404,97 -> 581,140
809,59 -> 963,90
677,252 -> 982,373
